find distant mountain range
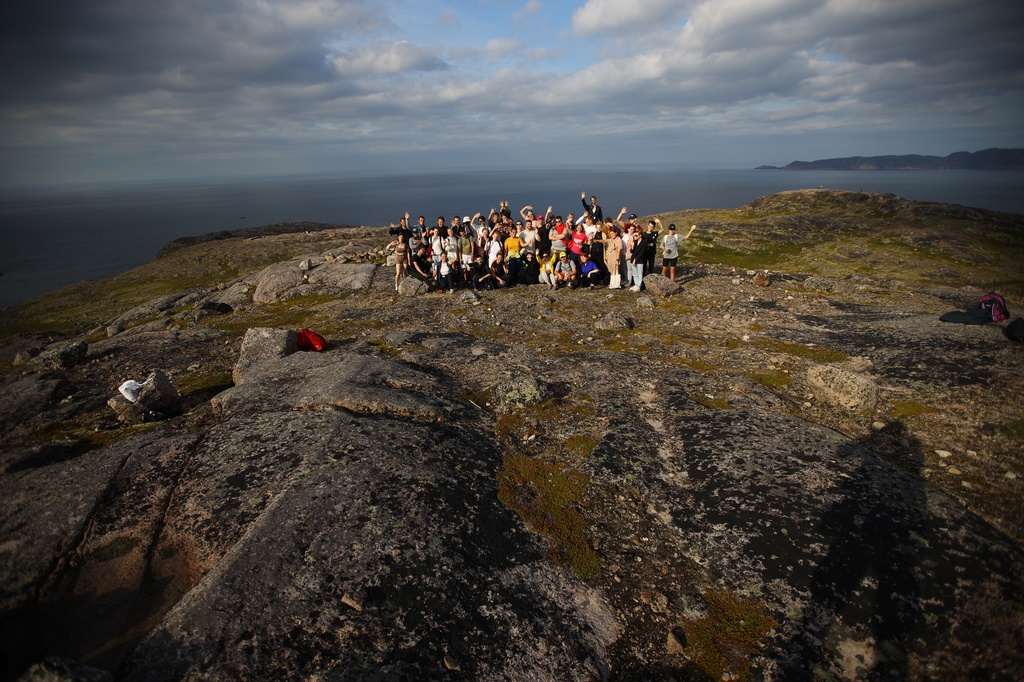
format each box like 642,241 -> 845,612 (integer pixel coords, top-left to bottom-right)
756,147 -> 1024,170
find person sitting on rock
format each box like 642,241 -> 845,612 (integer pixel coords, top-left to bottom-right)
554,252 -> 577,289
578,251 -> 602,289
410,245 -> 433,284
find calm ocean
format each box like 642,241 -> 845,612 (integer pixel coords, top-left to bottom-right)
2,168 -> 1023,307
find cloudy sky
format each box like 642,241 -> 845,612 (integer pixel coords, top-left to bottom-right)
1,0 -> 1022,186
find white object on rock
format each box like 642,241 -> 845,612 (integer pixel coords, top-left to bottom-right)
119,380 -> 143,403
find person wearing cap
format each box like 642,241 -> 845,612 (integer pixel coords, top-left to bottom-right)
538,251 -> 556,289
554,251 -> 577,289
578,251 -> 602,289
660,223 -> 698,282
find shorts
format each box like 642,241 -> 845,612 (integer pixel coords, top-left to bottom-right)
662,257 -> 678,268
462,254 -> 473,266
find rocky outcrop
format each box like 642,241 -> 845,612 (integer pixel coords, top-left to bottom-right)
2,193 -> 1023,680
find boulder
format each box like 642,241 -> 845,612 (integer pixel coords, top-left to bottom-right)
491,373 -> 555,411
251,262 -> 304,304
232,328 -> 299,386
107,370 -> 181,423
306,263 -> 376,290
806,364 -> 879,412
398,276 -> 429,297
642,274 -> 681,297
37,341 -> 88,370
188,301 -> 233,322
595,312 -> 633,331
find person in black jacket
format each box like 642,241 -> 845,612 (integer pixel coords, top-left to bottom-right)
518,251 -> 540,285
581,191 -> 604,223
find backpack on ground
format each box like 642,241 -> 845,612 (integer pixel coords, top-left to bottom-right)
297,328 -> 327,352
980,293 -> 1009,322
1004,317 -> 1024,344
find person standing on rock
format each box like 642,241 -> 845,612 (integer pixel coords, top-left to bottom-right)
581,191 -> 604,223
386,232 -> 410,291
643,219 -> 661,278
660,223 -> 697,282
603,223 -> 623,289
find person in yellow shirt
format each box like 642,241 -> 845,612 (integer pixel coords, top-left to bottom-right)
504,231 -> 524,286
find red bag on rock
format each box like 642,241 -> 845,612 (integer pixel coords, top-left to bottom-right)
297,328 -> 327,351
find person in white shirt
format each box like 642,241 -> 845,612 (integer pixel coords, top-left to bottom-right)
660,223 -> 697,281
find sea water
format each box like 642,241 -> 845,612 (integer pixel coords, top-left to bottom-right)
1,168 -> 1022,307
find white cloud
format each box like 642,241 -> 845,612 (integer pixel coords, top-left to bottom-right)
515,0 -> 544,21
572,0 -> 689,36
331,42 -> 447,77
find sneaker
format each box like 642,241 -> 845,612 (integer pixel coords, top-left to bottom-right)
589,284 -> 596,290
629,285 -> 640,292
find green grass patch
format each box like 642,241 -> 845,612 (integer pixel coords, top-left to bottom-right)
174,371 -> 234,397
1002,419 -> 1024,439
890,400 -> 934,418
744,369 -> 791,391
496,413 -> 527,441
497,453 -> 600,579
681,587 -> 779,681
566,434 -> 600,456
692,241 -> 810,270
693,395 -> 731,410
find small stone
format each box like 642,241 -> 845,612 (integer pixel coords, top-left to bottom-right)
341,593 -> 363,612
752,272 -> 771,287
966,450 -> 978,457
666,628 -> 686,655
872,421 -> 887,431
947,467 -> 962,475
1004,471 -> 1017,480
935,450 -> 953,459
443,655 -> 461,671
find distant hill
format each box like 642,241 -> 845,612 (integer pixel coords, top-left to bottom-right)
756,147 -> 1024,170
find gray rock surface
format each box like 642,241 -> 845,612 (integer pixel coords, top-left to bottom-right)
2,201 -> 1023,680
641,274 -> 681,297
807,363 -> 879,412
37,342 -> 88,370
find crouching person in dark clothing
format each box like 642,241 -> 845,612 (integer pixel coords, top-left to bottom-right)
518,251 -> 540,285
471,255 -> 494,290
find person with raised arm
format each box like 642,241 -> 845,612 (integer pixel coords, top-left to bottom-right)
660,223 -> 698,281
581,192 -> 604,223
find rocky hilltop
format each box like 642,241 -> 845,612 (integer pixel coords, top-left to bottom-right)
1,190 -> 1023,681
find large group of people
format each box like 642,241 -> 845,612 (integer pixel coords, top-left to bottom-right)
385,192 -> 697,294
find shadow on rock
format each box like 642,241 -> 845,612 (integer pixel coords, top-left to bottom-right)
777,422 -> 925,680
